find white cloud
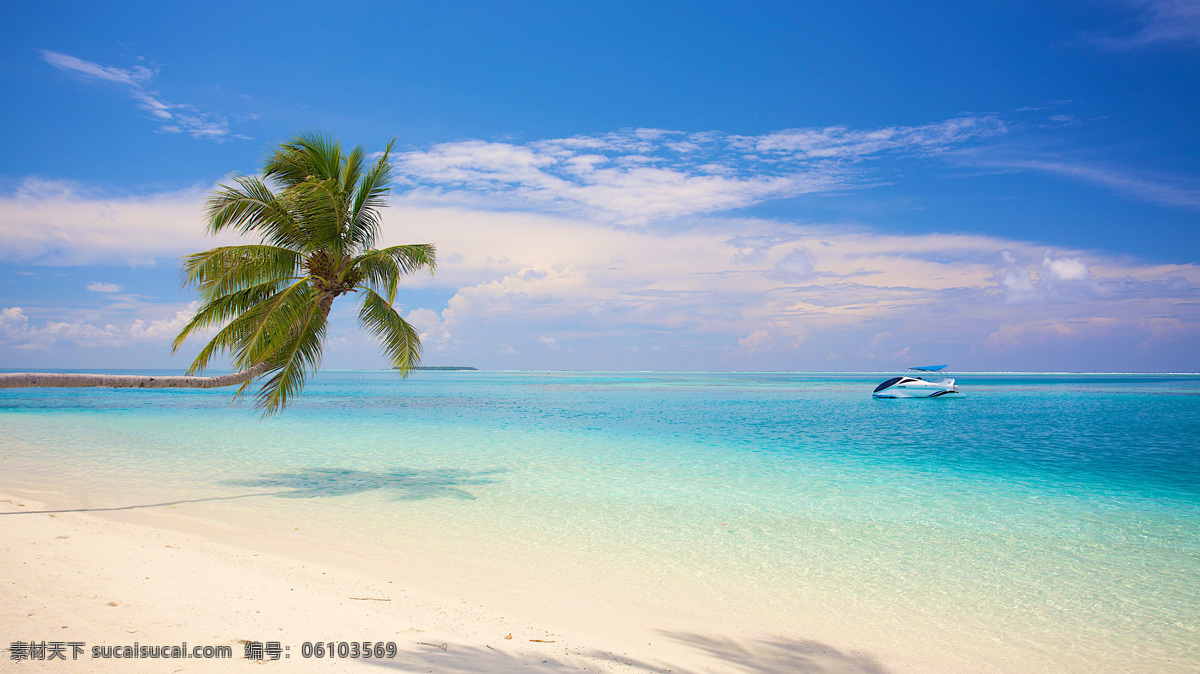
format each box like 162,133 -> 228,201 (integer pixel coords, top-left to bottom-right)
1016,100 -> 1074,113
374,203 -> 1199,368
1043,252 -> 1089,282
86,281 -> 122,293
3,188 -> 1197,368
750,116 -> 1005,157
395,117 -> 1005,225
6,172 -> 1197,365
770,247 -> 817,281
0,307 -> 31,339
404,307 -> 452,355
1000,263 -> 1037,304
0,302 -> 203,350
737,328 -> 772,353
404,307 -> 443,338
39,51 -> 154,86
967,157 -> 1200,210
4,115 -> 1198,370
1090,0 -> 1200,49
40,50 -> 242,141
129,305 -> 199,341
993,249 -> 1182,307
0,178 -> 247,264
984,318 -> 1119,349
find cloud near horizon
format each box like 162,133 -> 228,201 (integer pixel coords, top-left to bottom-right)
0,303 -> 200,351
376,204 -> 1197,370
8,203 -> 1194,369
1,118 -> 1197,371
2,195 -> 1195,369
0,178 -> 246,265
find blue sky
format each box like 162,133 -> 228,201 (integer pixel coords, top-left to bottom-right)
1,0 -> 1198,372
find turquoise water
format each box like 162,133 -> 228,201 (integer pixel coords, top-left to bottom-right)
2,371 -> 1198,671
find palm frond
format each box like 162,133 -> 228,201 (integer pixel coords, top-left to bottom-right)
354,244 -> 436,274
181,308 -> 259,375
180,245 -> 300,298
230,282 -> 323,369
294,131 -> 343,181
292,177 -> 347,255
354,254 -> 401,304
353,244 -> 434,303
172,279 -> 294,354
262,143 -> 311,189
253,299 -> 328,416
205,176 -> 305,248
263,130 -> 341,187
358,288 -> 421,374
178,279 -> 317,375
346,139 -> 395,250
341,145 -> 367,207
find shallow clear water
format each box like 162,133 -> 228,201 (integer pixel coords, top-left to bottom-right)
2,371 -> 1198,671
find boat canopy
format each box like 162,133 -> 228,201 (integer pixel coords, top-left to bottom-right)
909,365 -> 947,372
874,376 -> 904,393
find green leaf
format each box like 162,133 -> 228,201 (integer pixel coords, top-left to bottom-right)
358,288 -> 421,374
180,245 -> 300,298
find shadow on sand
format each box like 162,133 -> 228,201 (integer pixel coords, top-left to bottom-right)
1,466 -> 502,515
647,630 -> 890,673
223,466 -> 502,501
362,631 -> 890,673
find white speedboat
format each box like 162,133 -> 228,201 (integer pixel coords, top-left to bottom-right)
873,365 -> 965,398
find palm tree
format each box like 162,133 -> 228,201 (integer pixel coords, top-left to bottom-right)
0,132 -> 435,415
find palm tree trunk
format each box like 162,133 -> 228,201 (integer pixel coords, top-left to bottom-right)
0,362 -> 269,389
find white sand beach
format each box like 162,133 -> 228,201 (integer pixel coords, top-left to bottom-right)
1,491 -> 912,673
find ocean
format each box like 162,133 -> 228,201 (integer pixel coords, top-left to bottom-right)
2,370 -> 1197,671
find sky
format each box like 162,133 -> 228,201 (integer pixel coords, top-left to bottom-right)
1,0 -> 1198,372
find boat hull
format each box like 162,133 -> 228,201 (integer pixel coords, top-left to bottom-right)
873,389 -> 965,398
872,376 -> 964,398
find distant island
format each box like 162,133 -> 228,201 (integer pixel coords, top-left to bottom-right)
404,366 -> 479,371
